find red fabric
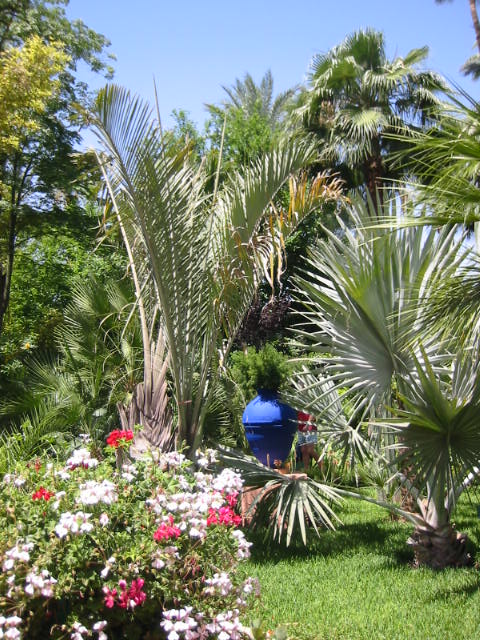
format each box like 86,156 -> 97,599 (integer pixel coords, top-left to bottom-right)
297,411 -> 316,432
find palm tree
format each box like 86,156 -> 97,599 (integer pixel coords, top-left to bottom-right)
387,90 -> 480,341
291,196 -> 478,567
435,0 -> 480,77
219,69 -> 296,128
90,84 -> 342,456
293,29 -> 447,205
0,276 -> 143,469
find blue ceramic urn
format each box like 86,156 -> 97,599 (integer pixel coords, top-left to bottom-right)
242,390 -> 297,467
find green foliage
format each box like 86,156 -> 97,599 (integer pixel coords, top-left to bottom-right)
0,275 -> 142,458
0,34 -> 68,152
245,494 -> 480,640
218,447 -> 343,547
229,344 -> 292,400
0,442 -> 256,639
292,28 -> 448,197
1,203 -> 126,354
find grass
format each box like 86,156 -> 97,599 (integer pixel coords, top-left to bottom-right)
242,492 -> 480,640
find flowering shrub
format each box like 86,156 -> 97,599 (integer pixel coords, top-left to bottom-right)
0,438 -> 258,639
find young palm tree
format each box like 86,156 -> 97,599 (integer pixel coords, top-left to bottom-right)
219,69 -> 296,128
0,276 -> 143,469
90,84 -> 342,456
292,196 -> 478,567
293,29 -> 447,204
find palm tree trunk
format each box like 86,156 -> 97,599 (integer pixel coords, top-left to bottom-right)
407,522 -> 470,568
469,0 -> 480,53
407,477 -> 471,568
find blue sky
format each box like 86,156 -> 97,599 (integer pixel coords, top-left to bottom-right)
66,0 -> 478,137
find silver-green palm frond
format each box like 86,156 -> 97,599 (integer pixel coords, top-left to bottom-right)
284,366 -> 373,470
217,446 -> 343,546
90,84 -> 336,453
292,196 -> 464,420
388,91 -> 480,227
379,344 -> 480,521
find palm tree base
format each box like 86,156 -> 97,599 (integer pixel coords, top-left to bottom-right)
407,525 -> 472,569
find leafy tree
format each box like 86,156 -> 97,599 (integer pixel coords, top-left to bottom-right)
292,29 -> 447,206
206,70 -> 295,166
0,0 -> 114,339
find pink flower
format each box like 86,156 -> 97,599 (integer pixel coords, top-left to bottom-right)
102,586 -> 117,609
104,579 -> 146,610
207,506 -> 241,527
154,515 -> 181,542
225,492 -> 239,508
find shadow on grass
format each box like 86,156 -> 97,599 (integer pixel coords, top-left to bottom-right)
246,518 -> 414,566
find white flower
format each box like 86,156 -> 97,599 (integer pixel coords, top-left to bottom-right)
99,512 -> 110,527
55,469 -> 71,481
77,480 -> 117,505
24,568 -> 57,598
92,620 -> 107,631
100,557 -> 115,579
55,511 -> 93,538
3,543 -> 34,571
66,448 -> 99,470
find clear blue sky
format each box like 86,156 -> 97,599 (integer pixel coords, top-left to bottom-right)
66,0 -> 478,138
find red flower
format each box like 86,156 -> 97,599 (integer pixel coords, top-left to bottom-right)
153,515 -> 181,542
108,579 -> 146,610
207,505 -> 241,527
225,492 -> 239,508
32,487 -> 54,501
106,429 -> 134,449
207,508 -> 218,526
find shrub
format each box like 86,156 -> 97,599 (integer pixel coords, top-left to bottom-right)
229,345 -> 292,402
0,436 -> 258,639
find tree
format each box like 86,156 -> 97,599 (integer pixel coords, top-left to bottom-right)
0,0 -> 114,339
206,70 -> 296,166
90,84 -> 341,456
292,29 -> 447,206
219,69 -> 296,128
291,196 -> 477,567
0,275 -> 143,464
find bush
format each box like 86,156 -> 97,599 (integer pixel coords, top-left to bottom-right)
229,345 -> 291,402
0,435 -> 258,639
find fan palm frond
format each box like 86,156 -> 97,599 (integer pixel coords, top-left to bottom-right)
217,446 -> 343,546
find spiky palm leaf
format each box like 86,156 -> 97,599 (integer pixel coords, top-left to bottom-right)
292,196 -> 466,420
217,446 -> 342,546
292,195 -> 479,566
91,84 -> 341,454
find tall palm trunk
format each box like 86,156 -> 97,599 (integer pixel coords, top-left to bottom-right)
470,0 -> 480,53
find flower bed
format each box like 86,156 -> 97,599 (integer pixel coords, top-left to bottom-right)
0,437 -> 258,639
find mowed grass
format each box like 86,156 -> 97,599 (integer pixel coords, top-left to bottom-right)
242,493 -> 480,640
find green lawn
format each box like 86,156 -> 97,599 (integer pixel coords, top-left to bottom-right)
243,493 -> 480,640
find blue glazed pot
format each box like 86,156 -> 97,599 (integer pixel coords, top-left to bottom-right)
242,390 -> 297,467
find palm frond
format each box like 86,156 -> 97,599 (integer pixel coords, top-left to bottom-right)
217,446 -> 343,546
